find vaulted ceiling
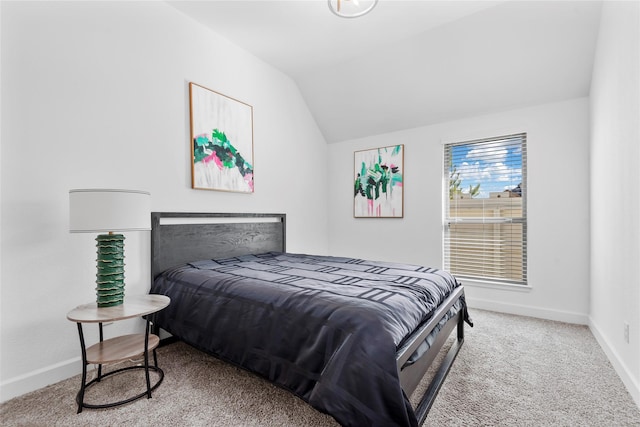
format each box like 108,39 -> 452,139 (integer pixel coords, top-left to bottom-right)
168,1 -> 603,143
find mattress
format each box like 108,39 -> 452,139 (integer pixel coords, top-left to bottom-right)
150,252 -> 465,427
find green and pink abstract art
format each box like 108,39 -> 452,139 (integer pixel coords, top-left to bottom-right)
190,82 -> 254,193
354,145 -> 404,218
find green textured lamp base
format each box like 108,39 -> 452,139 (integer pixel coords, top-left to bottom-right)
95,234 -> 125,307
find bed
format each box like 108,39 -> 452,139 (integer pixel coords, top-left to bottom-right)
149,212 -> 472,426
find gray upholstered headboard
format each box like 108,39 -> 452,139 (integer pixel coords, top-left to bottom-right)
150,212 -> 286,279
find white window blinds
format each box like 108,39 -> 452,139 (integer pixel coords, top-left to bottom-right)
444,133 -> 527,285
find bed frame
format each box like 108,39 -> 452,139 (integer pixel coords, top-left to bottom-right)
150,212 -> 466,425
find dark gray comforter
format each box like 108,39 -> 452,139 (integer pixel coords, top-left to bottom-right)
150,252 -> 464,426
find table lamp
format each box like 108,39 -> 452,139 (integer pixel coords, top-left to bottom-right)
69,189 -> 151,307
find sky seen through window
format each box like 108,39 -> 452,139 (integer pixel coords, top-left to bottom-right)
449,137 -> 523,198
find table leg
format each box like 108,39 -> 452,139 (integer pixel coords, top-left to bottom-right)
97,323 -> 103,381
76,323 -> 87,414
144,318 -> 152,398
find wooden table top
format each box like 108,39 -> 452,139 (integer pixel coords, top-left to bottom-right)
67,294 -> 170,323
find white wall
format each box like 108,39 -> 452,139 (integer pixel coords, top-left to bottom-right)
0,1 -> 328,401
2,0 -> 638,409
328,98 -> 591,324
589,1 -> 640,406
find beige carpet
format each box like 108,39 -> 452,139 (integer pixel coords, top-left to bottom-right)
2,309 -> 639,426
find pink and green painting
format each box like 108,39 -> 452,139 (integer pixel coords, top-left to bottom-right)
190,82 -> 254,193
354,145 -> 404,218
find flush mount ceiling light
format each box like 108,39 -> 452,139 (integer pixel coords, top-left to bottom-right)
328,0 -> 378,18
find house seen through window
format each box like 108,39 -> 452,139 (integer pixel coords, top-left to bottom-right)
443,133 -> 527,286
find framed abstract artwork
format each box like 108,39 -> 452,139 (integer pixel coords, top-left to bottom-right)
354,145 -> 404,218
189,82 -> 254,193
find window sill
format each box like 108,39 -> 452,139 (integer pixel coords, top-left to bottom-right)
457,278 -> 532,292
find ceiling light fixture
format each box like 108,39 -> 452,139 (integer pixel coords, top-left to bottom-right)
328,0 -> 378,18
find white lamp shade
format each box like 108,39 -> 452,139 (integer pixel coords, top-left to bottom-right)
69,189 -> 151,233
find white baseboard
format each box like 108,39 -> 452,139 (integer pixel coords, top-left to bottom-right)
589,317 -> 640,408
0,356 -> 81,403
467,297 -> 589,324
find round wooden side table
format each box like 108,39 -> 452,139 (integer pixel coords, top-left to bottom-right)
67,294 -> 170,413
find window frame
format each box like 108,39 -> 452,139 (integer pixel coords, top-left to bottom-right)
443,133 -> 528,286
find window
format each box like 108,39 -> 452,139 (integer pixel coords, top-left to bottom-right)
443,133 -> 527,286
